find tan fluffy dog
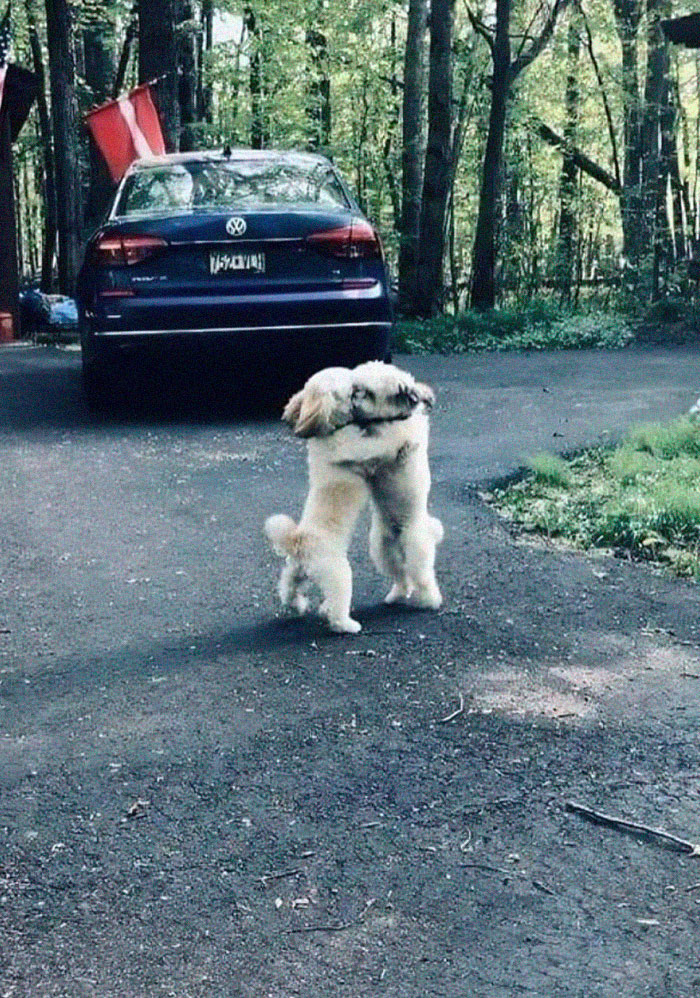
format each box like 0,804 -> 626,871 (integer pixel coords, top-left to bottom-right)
265,363 -> 442,633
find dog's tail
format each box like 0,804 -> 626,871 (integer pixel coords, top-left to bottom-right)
430,516 -> 444,545
264,514 -> 299,557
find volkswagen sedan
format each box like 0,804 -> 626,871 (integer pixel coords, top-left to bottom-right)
77,149 -> 393,407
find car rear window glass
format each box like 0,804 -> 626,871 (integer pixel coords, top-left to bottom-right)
116,159 -> 350,215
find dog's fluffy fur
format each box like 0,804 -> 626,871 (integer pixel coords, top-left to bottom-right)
264,362 -> 443,633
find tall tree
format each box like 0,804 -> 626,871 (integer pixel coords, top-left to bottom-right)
113,1 -> 138,98
306,0 -> 331,151
414,0 -> 455,317
640,0 -> 671,297
470,0 -> 571,309
25,0 -> 56,292
44,0 -> 82,294
398,0 -> 428,314
139,0 -> 179,150
612,0 -> 643,267
554,12 -> 582,297
177,1 -> 198,152
197,0 -> 214,123
243,6 -> 265,149
83,13 -> 115,230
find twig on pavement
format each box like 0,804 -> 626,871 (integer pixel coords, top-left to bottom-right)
285,898 -> 375,935
565,801 -> 700,856
259,868 -> 304,887
438,693 -> 464,724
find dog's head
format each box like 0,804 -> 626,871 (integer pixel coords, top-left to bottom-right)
282,367 -> 355,438
350,361 -> 435,425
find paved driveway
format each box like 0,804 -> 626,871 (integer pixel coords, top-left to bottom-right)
2,343 -> 700,997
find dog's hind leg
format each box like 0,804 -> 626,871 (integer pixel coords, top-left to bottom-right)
403,517 -> 443,609
369,507 -> 413,603
279,560 -> 310,615
314,557 -> 361,633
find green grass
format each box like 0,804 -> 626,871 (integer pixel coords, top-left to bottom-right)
394,303 -> 635,354
489,416 -> 700,578
527,453 -> 573,488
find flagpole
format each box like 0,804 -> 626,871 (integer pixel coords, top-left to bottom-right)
86,71 -> 176,119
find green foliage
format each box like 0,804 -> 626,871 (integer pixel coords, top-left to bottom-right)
395,303 -> 634,353
627,418 -> 700,460
491,418 -> 700,578
527,453 -> 572,488
14,0 -> 700,310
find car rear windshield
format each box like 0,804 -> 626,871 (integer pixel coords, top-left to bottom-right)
115,159 -> 351,216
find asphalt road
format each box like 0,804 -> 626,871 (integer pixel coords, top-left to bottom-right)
2,342 -> 700,997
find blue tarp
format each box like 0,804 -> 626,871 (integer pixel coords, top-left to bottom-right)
20,289 -> 78,336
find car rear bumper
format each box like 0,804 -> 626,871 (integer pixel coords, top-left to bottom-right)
81,281 -> 393,371
81,318 -> 392,377
91,319 -> 391,338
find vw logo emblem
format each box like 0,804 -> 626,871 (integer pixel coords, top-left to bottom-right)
226,216 -> 247,237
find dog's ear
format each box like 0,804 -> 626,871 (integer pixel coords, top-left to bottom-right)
415,381 -> 435,411
293,387 -> 336,438
282,389 -> 305,428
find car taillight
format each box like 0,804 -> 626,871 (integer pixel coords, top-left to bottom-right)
307,219 -> 383,259
93,235 -> 167,266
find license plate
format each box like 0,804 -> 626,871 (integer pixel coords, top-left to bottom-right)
209,250 -> 266,276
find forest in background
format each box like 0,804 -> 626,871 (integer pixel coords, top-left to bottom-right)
12,0 -> 700,321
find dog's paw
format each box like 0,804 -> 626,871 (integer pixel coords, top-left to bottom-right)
319,601 -> 361,633
291,593 -> 310,615
328,616 -> 362,634
413,584 -> 442,610
384,583 -> 413,604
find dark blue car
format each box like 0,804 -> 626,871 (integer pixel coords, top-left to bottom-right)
77,148 -> 393,407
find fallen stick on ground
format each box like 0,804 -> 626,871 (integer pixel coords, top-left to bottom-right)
565,801 -> 700,856
285,898 -> 376,935
259,868 -> 304,887
438,693 -> 465,724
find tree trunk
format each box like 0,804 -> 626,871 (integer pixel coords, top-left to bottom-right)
306,10 -> 331,151
398,0 -> 428,314
139,0 -> 179,151
113,2 -> 138,98
554,13 -> 581,298
613,0 -> 643,266
83,21 -> 115,231
198,0 -> 214,123
641,0 -> 671,298
470,0 -> 511,310
382,17 -> 402,230
25,0 -> 56,292
244,7 -> 264,149
177,1 -> 198,152
44,0 -> 82,295
414,0 -> 454,317
470,0 -> 571,310
535,118 -> 621,193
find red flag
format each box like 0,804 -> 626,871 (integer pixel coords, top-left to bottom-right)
85,83 -> 166,183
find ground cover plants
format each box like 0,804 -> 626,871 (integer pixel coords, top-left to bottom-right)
394,303 -> 635,354
486,416 -> 700,578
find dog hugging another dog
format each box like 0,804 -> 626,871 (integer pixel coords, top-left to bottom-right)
264,361 -> 443,633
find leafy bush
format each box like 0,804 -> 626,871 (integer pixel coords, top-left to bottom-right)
394,304 -> 634,354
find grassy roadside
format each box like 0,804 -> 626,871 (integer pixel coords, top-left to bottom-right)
394,304 -> 636,354
485,416 -> 700,579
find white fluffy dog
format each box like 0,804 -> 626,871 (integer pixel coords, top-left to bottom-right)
264,362 -> 443,633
